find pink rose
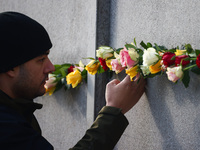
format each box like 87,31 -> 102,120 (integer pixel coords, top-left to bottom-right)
166,66 -> 183,82
75,66 -> 84,72
44,74 -> 57,90
120,48 -> 137,68
111,59 -> 125,74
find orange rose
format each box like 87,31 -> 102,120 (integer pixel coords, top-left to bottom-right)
125,65 -> 139,81
149,60 -> 161,74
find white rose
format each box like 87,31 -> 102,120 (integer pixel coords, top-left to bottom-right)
128,48 -> 139,61
96,46 -> 114,59
166,66 -> 183,82
140,65 -> 150,76
143,48 -> 159,66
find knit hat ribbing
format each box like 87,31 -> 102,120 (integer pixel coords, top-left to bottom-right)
0,11 -> 52,73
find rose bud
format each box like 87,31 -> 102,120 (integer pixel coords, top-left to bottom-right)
68,65 -> 75,73
175,55 -> 190,67
98,57 -> 108,71
196,54 -> 200,69
162,52 -> 175,67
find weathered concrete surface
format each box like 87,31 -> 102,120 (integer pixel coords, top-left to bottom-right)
110,0 -> 200,149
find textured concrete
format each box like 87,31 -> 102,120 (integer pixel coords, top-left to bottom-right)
110,0 -> 200,149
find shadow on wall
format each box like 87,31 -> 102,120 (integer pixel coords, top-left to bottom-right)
146,73 -> 200,150
53,84 -> 87,120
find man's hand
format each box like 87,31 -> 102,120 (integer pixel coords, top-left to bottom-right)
105,75 -> 146,114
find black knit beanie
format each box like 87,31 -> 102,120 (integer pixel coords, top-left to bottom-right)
0,11 -> 52,73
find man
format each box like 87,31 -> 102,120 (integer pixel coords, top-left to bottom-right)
0,11 -> 146,150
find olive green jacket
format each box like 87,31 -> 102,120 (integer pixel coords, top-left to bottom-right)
70,106 -> 129,150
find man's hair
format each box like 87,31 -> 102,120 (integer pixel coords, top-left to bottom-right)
0,11 -> 52,73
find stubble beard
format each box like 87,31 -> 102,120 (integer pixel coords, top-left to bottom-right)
13,66 -> 46,100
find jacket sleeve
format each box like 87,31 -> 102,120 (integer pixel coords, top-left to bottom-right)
70,106 -> 129,150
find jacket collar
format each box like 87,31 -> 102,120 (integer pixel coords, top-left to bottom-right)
0,90 -> 42,116
0,90 -> 43,134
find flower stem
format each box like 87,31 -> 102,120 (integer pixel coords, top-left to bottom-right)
190,58 -> 197,60
183,64 -> 197,71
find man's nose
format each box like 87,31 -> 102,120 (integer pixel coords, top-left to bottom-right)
44,58 -> 55,74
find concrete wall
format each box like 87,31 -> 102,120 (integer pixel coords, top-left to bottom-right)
1,0 -> 200,150
110,0 -> 200,150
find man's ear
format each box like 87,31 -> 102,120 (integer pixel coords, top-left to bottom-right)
6,67 -> 19,78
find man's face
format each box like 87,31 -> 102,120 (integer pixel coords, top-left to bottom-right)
13,50 -> 55,99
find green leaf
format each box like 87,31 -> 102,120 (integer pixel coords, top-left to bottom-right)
134,38 -> 137,47
61,63 -> 72,67
147,42 -> 152,48
81,69 -> 87,82
115,48 -> 123,54
98,66 -> 105,74
140,41 -> 148,49
125,44 -> 137,49
183,57 -> 190,61
154,43 -> 161,51
54,64 -> 62,69
83,57 -> 95,60
195,49 -> 200,56
168,48 -> 176,53
60,67 -> 68,77
171,55 -> 176,60
54,80 -> 64,92
182,70 -> 190,88
53,69 -> 61,75
185,44 -> 193,54
191,66 -> 200,74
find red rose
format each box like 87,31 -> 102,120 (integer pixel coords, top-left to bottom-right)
196,54 -> 200,68
175,55 -> 190,66
98,57 -> 108,71
162,52 -> 175,67
68,65 -> 74,73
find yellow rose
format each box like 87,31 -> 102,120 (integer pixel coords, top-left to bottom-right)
106,59 -> 112,70
149,60 -> 161,74
66,70 -> 82,88
45,86 -> 56,96
126,65 -> 138,81
175,49 -> 186,56
85,60 -> 100,75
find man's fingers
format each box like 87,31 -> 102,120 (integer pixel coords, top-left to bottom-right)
121,75 -> 131,83
108,79 -> 121,86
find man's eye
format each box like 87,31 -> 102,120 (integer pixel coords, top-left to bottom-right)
39,58 -> 45,62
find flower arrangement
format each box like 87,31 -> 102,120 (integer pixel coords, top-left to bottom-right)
45,39 -> 200,95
